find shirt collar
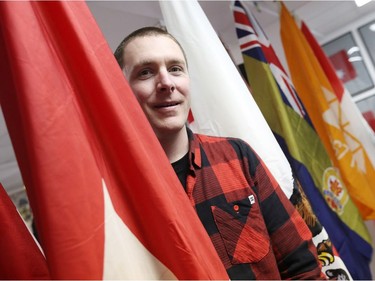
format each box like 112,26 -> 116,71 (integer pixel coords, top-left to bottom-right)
187,126 -> 201,169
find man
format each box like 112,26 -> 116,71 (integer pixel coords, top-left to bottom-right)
114,26 -> 325,280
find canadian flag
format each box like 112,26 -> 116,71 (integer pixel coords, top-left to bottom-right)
0,1 -> 228,279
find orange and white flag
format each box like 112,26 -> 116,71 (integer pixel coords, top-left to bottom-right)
280,2 -> 375,220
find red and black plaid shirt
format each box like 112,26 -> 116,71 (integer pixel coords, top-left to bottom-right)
185,128 -> 324,280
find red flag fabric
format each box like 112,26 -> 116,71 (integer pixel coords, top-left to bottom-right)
0,1 -> 228,279
0,183 -> 50,279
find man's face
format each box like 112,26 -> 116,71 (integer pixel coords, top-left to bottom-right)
122,35 -> 191,140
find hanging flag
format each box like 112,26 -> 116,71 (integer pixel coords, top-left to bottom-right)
231,1 -> 372,279
300,16 -> 375,189
0,183 -> 50,279
279,3 -> 373,279
0,1 -> 228,279
159,0 -> 295,200
280,1 -> 375,222
301,19 -> 375,279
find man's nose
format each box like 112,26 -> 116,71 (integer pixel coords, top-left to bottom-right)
156,70 -> 175,93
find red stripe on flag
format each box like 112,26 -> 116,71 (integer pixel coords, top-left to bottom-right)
188,109 -> 195,124
234,10 -> 251,26
241,40 -> 259,50
301,22 -> 345,100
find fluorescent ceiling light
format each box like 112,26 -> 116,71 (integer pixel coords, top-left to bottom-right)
355,0 -> 372,7
347,46 -> 360,55
348,56 -> 363,62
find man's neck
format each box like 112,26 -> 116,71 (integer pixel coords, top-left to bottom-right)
158,127 -> 189,163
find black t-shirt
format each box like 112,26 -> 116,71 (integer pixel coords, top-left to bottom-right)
171,152 -> 189,190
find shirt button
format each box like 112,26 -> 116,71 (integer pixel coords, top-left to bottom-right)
233,204 -> 239,212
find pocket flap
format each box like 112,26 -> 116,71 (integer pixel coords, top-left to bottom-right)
211,198 -> 270,264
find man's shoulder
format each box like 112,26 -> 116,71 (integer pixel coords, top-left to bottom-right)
186,127 -> 253,154
193,133 -> 252,154
194,133 -> 247,145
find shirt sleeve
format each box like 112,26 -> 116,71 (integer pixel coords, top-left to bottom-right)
243,141 -> 326,280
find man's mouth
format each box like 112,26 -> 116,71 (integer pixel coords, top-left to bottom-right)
154,102 -> 180,108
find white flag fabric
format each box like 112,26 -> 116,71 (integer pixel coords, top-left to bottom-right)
159,0 -> 294,198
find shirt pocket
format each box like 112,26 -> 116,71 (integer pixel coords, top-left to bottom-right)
211,195 -> 270,264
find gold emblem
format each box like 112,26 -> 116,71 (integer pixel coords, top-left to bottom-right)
322,167 -> 348,215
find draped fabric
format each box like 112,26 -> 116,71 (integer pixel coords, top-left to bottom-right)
0,183 -> 50,279
0,1 -> 228,279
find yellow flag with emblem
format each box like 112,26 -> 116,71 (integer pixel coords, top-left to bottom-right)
280,2 -> 375,220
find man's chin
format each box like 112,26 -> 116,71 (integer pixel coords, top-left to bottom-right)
153,124 -> 186,139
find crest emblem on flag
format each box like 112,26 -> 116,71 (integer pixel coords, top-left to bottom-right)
322,168 -> 349,215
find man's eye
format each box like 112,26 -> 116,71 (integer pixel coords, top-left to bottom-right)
138,69 -> 153,78
169,66 -> 183,73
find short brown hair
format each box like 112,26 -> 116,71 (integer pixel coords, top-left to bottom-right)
114,26 -> 187,69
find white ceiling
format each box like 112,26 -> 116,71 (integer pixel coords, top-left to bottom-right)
2,0 -> 375,197
87,1 -> 375,61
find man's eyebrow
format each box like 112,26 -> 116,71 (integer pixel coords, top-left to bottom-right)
124,60 -> 152,78
125,60 -> 153,76
168,59 -> 186,66
133,60 -> 153,68
127,58 -> 187,73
